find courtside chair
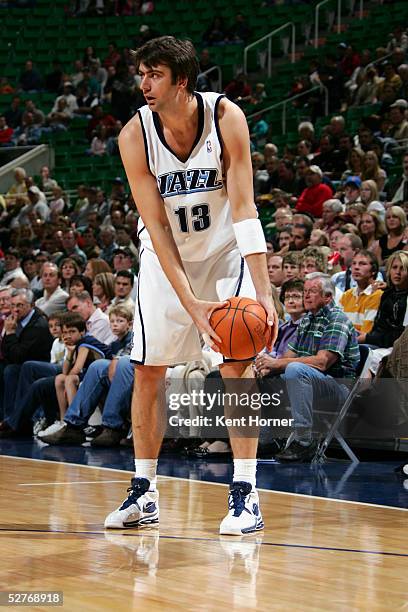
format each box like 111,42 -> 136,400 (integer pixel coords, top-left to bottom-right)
312,344 -> 373,464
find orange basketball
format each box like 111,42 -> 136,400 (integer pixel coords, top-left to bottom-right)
209,296 -> 270,360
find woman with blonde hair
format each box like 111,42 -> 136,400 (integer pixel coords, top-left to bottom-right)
360,179 -> 385,219
359,251 -> 408,374
362,150 -> 387,192
377,206 -> 407,264
347,202 -> 366,227
84,257 -> 112,280
358,211 -> 386,253
92,272 -> 115,312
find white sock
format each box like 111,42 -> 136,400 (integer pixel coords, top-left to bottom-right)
134,459 -> 158,490
233,459 -> 257,489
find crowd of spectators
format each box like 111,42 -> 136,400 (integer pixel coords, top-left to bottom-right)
0,15 -> 407,463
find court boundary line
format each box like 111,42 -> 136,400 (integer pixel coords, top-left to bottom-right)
2,454 -> 407,513
0,526 -> 407,559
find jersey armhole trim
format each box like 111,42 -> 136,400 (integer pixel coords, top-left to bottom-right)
214,94 -> 226,161
137,109 -> 152,175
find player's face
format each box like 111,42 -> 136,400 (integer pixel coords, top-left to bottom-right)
139,62 -> 178,111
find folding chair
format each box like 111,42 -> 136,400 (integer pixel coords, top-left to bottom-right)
312,345 -> 373,464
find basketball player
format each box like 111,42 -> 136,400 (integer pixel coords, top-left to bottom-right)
104,37 -> 278,535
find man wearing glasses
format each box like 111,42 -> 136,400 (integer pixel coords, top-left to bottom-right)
257,273 -> 359,462
0,288 -> 53,437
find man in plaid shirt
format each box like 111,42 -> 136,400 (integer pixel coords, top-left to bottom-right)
260,272 -> 359,462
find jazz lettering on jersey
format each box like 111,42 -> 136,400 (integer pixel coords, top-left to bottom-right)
158,168 -> 223,198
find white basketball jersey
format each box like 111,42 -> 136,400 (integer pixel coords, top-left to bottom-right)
137,92 -> 235,262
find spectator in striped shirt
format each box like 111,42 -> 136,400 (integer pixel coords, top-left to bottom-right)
340,250 -> 383,338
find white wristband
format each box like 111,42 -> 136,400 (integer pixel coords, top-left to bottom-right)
233,218 -> 267,257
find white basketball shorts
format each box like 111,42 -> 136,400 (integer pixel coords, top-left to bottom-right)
130,245 -> 256,366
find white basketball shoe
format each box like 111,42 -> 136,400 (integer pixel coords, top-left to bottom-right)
104,477 -> 159,529
219,481 -> 264,536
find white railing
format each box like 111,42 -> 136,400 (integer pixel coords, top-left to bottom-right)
314,0 -> 341,49
244,22 -> 295,78
314,0 -> 365,49
246,85 -> 329,135
197,65 -> 222,93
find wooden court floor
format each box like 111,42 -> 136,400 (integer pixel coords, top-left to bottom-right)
0,456 -> 407,611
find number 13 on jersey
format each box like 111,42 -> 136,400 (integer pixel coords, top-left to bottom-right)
174,204 -> 211,233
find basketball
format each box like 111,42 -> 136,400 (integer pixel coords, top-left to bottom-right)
210,296 -> 270,360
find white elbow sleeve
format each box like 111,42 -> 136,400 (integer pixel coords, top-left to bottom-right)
233,218 -> 267,257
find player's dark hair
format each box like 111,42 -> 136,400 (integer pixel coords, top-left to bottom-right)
132,36 -> 199,95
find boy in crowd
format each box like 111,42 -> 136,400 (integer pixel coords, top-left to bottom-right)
282,252 -> 302,282
40,305 -> 133,445
39,312 -> 112,439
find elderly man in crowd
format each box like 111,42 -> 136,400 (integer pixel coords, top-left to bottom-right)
0,288 -> 53,435
259,273 -> 359,462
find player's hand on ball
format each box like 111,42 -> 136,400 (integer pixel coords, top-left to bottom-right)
188,299 -> 228,352
256,294 -> 279,351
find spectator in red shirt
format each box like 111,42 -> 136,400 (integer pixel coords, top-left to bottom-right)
339,44 -> 361,78
224,73 -> 251,104
0,115 -> 14,146
295,165 -> 333,218
86,105 -> 116,141
103,43 -> 121,69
